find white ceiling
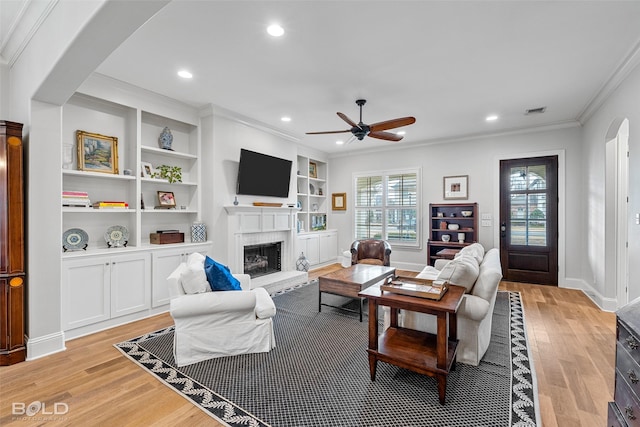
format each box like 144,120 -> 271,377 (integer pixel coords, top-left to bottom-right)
96,0 -> 640,154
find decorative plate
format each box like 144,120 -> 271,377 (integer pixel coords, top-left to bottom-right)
104,225 -> 129,248
62,228 -> 89,251
309,183 -> 315,195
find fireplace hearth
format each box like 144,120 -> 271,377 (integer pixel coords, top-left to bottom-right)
244,242 -> 282,278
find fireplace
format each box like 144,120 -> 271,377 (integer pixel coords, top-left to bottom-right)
244,242 -> 282,278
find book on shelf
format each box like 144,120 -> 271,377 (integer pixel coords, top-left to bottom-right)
62,191 -> 89,198
380,276 -> 449,300
63,202 -> 91,208
93,201 -> 128,209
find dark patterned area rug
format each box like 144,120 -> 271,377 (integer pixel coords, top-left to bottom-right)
115,282 -> 540,427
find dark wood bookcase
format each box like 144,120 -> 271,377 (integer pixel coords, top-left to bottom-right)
427,203 -> 478,265
0,120 -> 26,365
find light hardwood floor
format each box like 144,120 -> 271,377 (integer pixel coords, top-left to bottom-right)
0,265 -> 616,426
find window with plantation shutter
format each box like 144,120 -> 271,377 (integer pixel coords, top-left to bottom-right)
354,169 -> 420,248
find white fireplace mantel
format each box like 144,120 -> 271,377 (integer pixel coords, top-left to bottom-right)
224,205 -> 299,274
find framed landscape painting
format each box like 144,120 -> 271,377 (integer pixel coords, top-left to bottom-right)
76,130 -> 119,174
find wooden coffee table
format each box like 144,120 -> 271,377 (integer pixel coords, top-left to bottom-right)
359,283 -> 465,404
318,264 -> 396,321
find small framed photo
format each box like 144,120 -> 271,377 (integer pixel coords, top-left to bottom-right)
76,130 -> 118,174
141,161 -> 154,178
332,192 -> 346,211
443,175 -> 469,200
157,191 -> 176,207
309,161 -> 318,178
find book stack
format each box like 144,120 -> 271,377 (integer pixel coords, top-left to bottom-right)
62,191 -> 91,208
92,201 -> 129,209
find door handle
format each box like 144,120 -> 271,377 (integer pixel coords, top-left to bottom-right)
500,223 -> 506,238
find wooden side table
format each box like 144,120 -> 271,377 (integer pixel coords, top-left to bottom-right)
358,284 -> 465,404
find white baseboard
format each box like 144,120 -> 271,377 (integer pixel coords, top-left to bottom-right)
562,277 -> 618,312
26,331 -> 66,361
391,261 -> 425,273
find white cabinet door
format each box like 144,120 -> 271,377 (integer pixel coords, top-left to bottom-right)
151,249 -> 184,308
62,257 -> 110,330
298,234 -> 319,265
151,244 -> 212,307
319,232 -> 338,263
111,253 -> 151,318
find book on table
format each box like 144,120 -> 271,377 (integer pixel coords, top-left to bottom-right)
380,276 -> 449,300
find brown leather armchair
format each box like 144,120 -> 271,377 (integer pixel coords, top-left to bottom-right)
350,239 -> 392,266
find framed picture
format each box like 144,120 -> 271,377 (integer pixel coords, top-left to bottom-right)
443,175 -> 469,200
309,161 -> 318,178
332,192 -> 346,210
141,161 -> 154,178
76,130 -> 118,174
157,191 -> 176,207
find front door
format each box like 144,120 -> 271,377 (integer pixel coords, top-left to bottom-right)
500,156 -> 558,285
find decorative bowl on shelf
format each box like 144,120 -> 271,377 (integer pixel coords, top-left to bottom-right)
441,235 -> 451,242
447,224 -> 460,230
461,211 -> 473,217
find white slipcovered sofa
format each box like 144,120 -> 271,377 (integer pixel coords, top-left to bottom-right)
389,244 -> 502,366
167,253 -> 276,367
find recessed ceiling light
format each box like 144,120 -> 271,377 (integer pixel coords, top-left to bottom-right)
267,24 -> 284,37
177,70 -> 193,79
396,131 -> 406,135
281,116 -> 291,122
486,115 -> 499,122
336,140 -> 344,145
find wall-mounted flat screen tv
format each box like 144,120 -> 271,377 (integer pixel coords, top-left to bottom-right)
237,149 -> 292,198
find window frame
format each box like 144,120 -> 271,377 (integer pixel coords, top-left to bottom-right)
352,167 -> 421,249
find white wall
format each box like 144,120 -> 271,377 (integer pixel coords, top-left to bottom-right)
582,64 -> 640,304
329,126 -> 585,280
202,112 -> 300,267
6,0 -> 167,360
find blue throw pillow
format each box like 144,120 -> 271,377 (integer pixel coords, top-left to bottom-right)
204,256 -> 242,291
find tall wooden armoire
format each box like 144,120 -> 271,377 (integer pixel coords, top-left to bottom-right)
0,120 -> 26,365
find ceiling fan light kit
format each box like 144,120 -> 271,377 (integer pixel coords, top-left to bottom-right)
306,99 -> 416,143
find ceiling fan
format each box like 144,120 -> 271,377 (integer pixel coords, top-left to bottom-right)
306,99 -> 416,142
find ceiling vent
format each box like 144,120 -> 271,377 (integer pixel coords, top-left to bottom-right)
525,106 -> 547,115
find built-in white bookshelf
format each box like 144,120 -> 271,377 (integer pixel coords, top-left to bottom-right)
296,155 -> 328,233
59,80 -> 211,338
61,92 -> 202,251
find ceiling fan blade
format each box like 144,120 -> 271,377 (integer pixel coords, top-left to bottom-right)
337,112 -> 358,128
368,131 -> 403,142
306,130 -> 350,135
369,116 -> 416,132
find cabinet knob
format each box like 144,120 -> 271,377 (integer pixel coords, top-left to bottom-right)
626,336 -> 639,350
625,405 -> 636,420
105,262 -> 110,266
629,369 -> 639,384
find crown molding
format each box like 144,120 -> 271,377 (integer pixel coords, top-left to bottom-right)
577,37 -> 640,124
200,103 -> 301,143
328,120 -> 581,159
1,0 -> 58,67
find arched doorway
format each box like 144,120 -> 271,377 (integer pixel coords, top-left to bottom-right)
604,118 -> 629,308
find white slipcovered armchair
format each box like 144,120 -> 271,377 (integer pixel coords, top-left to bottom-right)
167,254 -> 276,367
